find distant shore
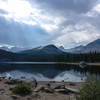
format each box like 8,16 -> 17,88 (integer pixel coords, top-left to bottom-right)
65,62 -> 100,66
1,62 -> 100,66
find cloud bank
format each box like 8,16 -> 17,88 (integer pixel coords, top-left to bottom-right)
0,0 -> 100,48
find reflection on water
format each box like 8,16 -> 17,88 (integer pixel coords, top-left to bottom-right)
0,63 -> 100,82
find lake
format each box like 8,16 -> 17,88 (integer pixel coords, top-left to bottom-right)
0,62 -> 100,82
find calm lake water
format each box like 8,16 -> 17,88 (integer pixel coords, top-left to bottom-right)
0,62 -> 100,82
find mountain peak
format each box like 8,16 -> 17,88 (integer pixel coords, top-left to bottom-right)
43,44 -> 57,49
91,39 -> 100,43
87,39 -> 100,47
59,46 -> 64,49
20,44 -> 64,55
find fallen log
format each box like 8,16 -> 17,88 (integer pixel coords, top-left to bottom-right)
55,89 -> 69,94
65,87 -> 79,94
34,85 -> 44,92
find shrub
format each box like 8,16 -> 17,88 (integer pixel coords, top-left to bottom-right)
77,77 -> 100,100
11,83 -> 32,95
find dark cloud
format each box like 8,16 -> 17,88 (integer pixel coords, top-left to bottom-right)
31,0 -> 96,14
29,0 -> 99,28
0,16 -> 48,47
29,0 -> 99,30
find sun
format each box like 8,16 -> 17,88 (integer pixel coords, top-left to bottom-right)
0,0 -> 33,18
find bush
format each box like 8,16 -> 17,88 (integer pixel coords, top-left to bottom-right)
11,83 -> 32,95
77,77 -> 100,100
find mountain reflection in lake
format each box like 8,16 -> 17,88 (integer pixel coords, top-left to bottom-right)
0,63 -> 100,82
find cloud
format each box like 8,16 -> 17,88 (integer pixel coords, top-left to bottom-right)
0,0 -> 100,48
0,0 -> 61,32
31,0 -> 96,14
0,16 -> 49,47
30,0 -> 100,48
53,23 -> 100,48
0,9 -> 8,14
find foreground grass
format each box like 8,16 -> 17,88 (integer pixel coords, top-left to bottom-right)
11,83 -> 32,95
77,77 -> 100,100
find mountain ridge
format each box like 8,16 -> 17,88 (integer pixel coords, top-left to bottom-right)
1,38 -> 100,54
60,39 -> 100,53
20,44 -> 65,55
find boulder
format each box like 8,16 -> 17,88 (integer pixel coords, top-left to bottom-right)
0,89 -> 5,95
79,61 -> 87,68
0,76 -> 5,80
34,83 -> 54,93
23,78 -> 37,88
11,95 -> 19,99
44,83 -> 54,93
69,83 -> 76,86
5,79 -> 22,85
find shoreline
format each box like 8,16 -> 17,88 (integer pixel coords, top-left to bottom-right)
0,78 -> 84,100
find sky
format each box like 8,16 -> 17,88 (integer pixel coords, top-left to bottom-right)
0,0 -> 100,48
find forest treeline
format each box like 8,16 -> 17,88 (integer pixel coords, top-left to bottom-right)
0,49 -> 100,62
56,52 -> 100,62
